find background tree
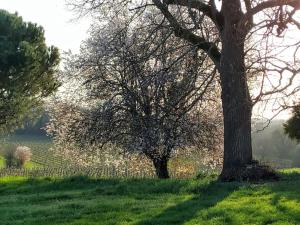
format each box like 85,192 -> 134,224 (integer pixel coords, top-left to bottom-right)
253,119 -> 300,168
14,111 -> 50,136
47,18 -> 222,178
68,0 -> 300,180
0,10 -> 60,133
284,104 -> 300,142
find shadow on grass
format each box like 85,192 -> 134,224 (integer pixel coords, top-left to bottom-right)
135,170 -> 300,225
279,171 -> 300,181
0,176 -> 202,196
1,171 -> 300,225
0,176 -> 233,225
268,171 -> 300,223
135,181 -> 239,225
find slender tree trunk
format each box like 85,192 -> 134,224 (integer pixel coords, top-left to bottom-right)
153,157 -> 170,179
219,1 -> 253,180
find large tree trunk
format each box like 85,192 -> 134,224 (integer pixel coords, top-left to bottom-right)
153,157 -> 170,179
219,1 -> 253,181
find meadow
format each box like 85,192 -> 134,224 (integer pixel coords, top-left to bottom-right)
0,134 -> 208,178
0,168 -> 299,225
0,134 -> 63,168
0,136 -> 300,225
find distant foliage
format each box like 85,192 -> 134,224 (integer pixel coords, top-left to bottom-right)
0,10 -> 60,134
284,105 -> 300,142
253,120 -> 300,168
14,112 -> 50,136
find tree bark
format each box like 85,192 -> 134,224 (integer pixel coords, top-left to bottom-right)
219,0 -> 253,180
153,157 -> 170,179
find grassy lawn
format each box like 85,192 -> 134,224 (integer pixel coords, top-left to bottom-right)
0,169 -> 299,225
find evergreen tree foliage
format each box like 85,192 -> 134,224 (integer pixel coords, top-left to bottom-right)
284,105 -> 300,142
0,10 -> 60,133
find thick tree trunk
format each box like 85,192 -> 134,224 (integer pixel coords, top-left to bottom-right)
219,1 -> 253,181
153,157 -> 170,179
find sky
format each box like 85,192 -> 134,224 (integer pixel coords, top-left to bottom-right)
1,0 -> 91,54
1,0 -> 297,120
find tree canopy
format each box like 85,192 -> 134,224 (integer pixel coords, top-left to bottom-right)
284,104 -> 300,142
47,17 -> 223,178
67,0 -> 300,181
0,9 -> 60,133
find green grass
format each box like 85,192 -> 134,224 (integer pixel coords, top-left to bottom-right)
0,156 -> 40,169
0,169 -> 300,225
0,156 -> 5,167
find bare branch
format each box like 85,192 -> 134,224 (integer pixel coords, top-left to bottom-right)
152,0 -> 221,66
244,0 -> 300,19
163,0 -> 217,22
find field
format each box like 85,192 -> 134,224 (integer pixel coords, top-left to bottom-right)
0,169 -> 299,225
0,135 -> 208,178
0,135 -> 64,168
0,156 -> 39,169
1,135 -> 300,224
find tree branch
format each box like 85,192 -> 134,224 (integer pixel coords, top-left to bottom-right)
152,0 -> 221,66
244,0 -> 300,19
164,0 -> 213,19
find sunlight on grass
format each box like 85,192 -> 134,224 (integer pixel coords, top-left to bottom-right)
0,156 -> 5,167
0,156 -> 41,169
0,170 -> 299,225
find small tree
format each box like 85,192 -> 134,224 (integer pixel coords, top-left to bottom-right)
3,145 -> 32,168
47,18 -> 222,178
14,146 -> 32,168
284,104 -> 300,142
0,10 -> 60,133
4,145 -> 17,168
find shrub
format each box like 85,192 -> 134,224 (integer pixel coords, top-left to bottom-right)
4,145 -> 17,168
3,145 -> 32,168
14,146 -> 32,168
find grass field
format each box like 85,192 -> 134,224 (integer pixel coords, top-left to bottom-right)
0,169 -> 300,225
0,135 -> 209,177
0,156 -> 39,169
0,135 -> 64,168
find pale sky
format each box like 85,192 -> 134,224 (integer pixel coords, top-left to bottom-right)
1,0 -> 91,54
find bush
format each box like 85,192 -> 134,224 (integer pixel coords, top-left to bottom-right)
4,145 -> 17,168
14,146 -> 32,168
3,145 -> 32,168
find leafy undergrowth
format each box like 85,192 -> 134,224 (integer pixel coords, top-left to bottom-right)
0,169 -> 300,225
